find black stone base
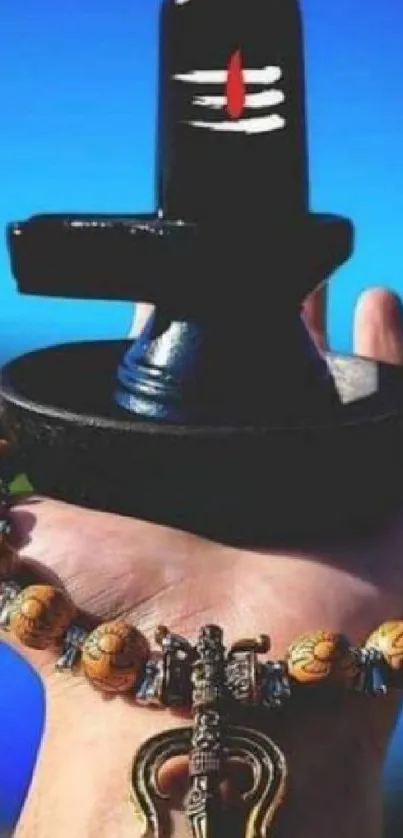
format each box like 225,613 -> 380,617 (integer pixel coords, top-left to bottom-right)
1,341 -> 403,547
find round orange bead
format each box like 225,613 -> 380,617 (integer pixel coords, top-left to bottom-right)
366,621 -> 403,672
8,584 -> 76,650
286,630 -> 358,685
81,620 -> 149,694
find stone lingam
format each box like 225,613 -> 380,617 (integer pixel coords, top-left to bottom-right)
1,0 -> 403,546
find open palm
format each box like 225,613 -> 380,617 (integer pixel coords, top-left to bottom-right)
4,287 -> 403,838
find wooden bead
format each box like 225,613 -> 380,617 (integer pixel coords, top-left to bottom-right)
366,621 -> 403,671
8,584 -> 76,650
81,620 -> 149,694
286,630 -> 358,685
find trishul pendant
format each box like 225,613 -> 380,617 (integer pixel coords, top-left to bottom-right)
131,626 -> 288,838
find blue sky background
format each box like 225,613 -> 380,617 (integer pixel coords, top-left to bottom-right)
0,0 -> 403,361
0,0 -> 403,831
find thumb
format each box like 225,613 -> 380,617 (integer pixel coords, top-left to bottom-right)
354,288 -> 403,366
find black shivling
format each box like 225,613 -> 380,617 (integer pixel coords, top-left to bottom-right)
1,0 -> 403,545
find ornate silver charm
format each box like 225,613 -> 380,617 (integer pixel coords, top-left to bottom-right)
55,625 -> 89,671
0,581 -> 21,630
225,636 -> 270,706
226,649 -> 260,705
155,625 -> 194,706
131,723 -> 287,838
131,625 -> 289,838
186,625 -> 225,838
131,727 -> 192,838
155,626 -> 194,657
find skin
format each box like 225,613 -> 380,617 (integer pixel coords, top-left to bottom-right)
2,286 -> 403,838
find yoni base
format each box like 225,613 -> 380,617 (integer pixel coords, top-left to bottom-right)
1,340 -> 403,546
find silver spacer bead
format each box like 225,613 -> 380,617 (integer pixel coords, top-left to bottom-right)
135,653 -> 165,707
225,649 -> 260,705
0,518 -> 12,538
156,626 -> 194,657
353,647 -> 388,696
55,625 -> 89,671
154,626 -> 194,705
260,661 -> 292,708
0,581 -> 22,630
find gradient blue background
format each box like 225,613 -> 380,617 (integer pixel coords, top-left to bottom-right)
1,0 -> 403,833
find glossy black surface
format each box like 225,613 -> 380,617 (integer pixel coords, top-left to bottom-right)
4,1 -> 400,544
115,308 -> 341,423
5,0 -> 354,427
114,0 -> 351,421
7,213 -> 352,310
157,0 -> 308,223
1,343 -> 403,545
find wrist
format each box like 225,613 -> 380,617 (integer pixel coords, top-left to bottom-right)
4,493 -> 403,838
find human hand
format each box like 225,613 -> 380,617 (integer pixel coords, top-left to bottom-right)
4,287 -> 403,838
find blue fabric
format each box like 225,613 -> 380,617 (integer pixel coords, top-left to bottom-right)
0,643 -> 45,832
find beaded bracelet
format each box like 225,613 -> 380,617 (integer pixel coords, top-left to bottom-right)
1,465 -> 403,838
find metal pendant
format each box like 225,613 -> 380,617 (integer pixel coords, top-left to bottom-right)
131,727 -> 192,838
131,625 -> 287,838
130,724 -> 287,838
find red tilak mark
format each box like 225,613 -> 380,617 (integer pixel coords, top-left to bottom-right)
226,50 -> 246,119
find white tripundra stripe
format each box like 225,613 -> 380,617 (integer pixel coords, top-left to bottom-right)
189,114 -> 286,134
174,66 -> 283,85
193,89 -> 285,110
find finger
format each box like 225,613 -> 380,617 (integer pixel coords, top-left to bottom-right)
302,286 -> 328,352
354,288 -> 403,366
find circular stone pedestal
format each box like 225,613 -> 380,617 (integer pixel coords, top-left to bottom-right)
1,341 -> 403,546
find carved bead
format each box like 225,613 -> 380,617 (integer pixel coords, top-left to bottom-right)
81,620 -> 149,694
286,630 -> 358,685
365,622 -> 403,672
8,584 -> 76,650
